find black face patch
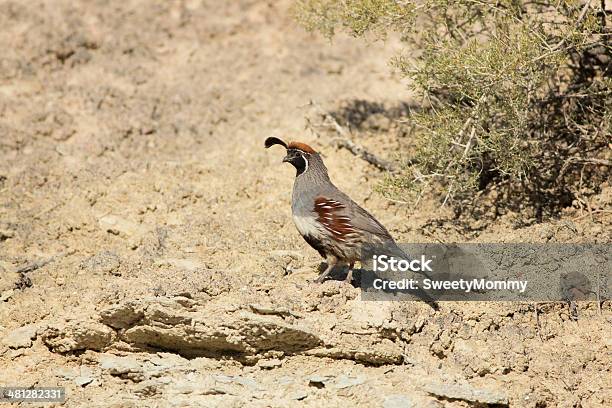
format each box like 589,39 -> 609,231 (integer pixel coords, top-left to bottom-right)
284,149 -> 308,176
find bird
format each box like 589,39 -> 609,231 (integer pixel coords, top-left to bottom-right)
264,136 -> 417,284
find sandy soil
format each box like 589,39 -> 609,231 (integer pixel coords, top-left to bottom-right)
0,1 -> 610,407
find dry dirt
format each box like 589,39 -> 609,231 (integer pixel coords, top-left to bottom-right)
0,1 -> 610,407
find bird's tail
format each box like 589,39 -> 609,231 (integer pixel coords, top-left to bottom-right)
391,244 -> 434,278
365,241 -> 439,310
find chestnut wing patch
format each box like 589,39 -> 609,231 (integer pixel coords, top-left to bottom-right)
314,196 -> 359,243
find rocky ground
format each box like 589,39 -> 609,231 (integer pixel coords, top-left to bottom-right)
0,1 -> 610,407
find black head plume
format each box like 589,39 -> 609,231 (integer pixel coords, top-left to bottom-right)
264,137 -> 288,149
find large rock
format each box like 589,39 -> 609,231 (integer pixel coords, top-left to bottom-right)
41,320 -> 116,353
42,296 -> 413,365
100,297 -> 322,359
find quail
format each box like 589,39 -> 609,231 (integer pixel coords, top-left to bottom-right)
265,137 -> 416,284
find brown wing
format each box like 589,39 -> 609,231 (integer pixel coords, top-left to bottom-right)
348,202 -> 394,241
313,196 -> 360,243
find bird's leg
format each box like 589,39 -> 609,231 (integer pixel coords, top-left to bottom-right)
344,261 -> 355,284
315,256 -> 337,283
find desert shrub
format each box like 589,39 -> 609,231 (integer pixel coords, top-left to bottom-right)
294,0 -> 610,221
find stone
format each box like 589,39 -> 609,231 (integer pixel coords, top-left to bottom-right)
0,229 -> 15,240
383,395 -> 415,408
334,375 -> 366,389
248,304 -> 296,317
99,301 -> 144,329
256,358 -> 283,369
172,382 -> 197,394
213,375 -> 234,384
289,390 -> 309,400
134,379 -> 162,397
42,321 -> 115,353
0,289 -> 14,302
74,376 -> 94,387
99,355 -> 143,376
2,325 -> 37,349
8,348 -> 25,359
308,375 -> 332,388
55,367 -> 78,379
305,342 -> 404,365
44,296 -> 412,371
114,299 -> 321,358
80,365 -> 95,378
231,376 -> 262,391
423,382 -> 509,406
145,353 -> 187,370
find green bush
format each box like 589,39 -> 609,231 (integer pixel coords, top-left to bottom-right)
294,0 -> 610,221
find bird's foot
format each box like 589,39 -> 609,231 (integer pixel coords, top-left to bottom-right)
314,263 -> 334,283
343,269 -> 354,285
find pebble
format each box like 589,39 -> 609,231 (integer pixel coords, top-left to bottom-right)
256,358 -> 282,369
422,382 -> 508,405
231,376 -> 262,391
0,229 -> 15,240
383,395 -> 415,408
1,325 -> 37,349
289,390 -> 309,400
308,375 -> 332,388
99,355 -> 142,376
55,367 -> 79,380
0,289 -> 13,302
334,375 -> 366,389
74,376 -> 94,387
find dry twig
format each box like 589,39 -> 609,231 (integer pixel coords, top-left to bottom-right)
306,100 -> 397,172
534,302 -> 544,341
333,138 -> 396,172
17,249 -> 76,274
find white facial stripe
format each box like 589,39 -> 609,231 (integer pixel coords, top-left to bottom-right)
302,154 -> 308,173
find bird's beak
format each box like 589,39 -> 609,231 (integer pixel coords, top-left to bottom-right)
282,153 -> 292,163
